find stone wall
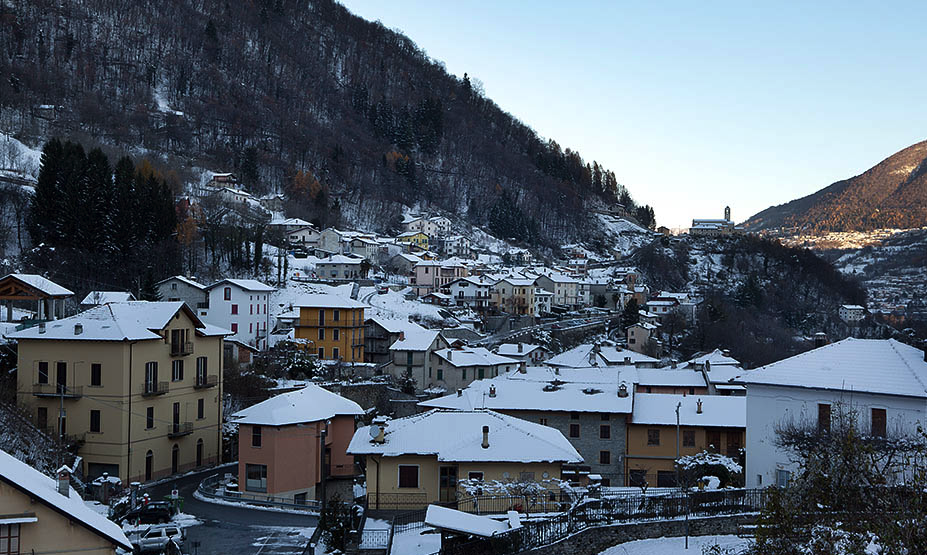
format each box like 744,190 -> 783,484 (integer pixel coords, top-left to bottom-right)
523,514 -> 754,555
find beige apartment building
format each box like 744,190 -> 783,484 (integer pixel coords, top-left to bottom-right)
10,302 -> 228,484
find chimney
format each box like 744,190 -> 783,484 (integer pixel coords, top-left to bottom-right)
697,399 -> 703,414
814,332 -> 828,348
481,425 -> 490,449
721,349 -> 730,357
372,417 -> 388,444
56,466 -> 71,497
618,383 -> 628,398
457,388 -> 463,397
518,343 -> 523,353
624,356 -> 632,365
74,323 -> 83,336
489,385 -> 496,398
447,351 -> 452,361
519,363 -> 527,374
39,321 -> 46,334
670,359 -> 677,369
399,331 -> 405,341
705,360 -> 711,372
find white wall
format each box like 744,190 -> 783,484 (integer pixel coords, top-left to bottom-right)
745,383 -> 927,488
200,285 -> 272,349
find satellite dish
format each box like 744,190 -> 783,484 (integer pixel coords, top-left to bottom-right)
368,425 -> 380,439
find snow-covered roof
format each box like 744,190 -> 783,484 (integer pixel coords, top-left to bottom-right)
393,253 -> 423,264
434,347 -> 519,368
270,217 -> 311,227
840,304 -> 865,310
598,347 -> 660,366
546,344 -> 607,367
317,254 -> 363,265
742,338 -> 927,398
295,293 -> 367,309
496,344 -> 542,357
79,291 -> 135,305
495,277 -> 537,287
0,449 -> 132,550
425,505 -> 518,537
390,329 -> 441,352
631,394 -> 745,428
6,302 -> 209,341
420,372 -> 634,414
634,368 -> 707,388
231,384 -> 363,426
630,322 -> 659,330
156,275 -> 207,290
2,274 -> 73,297
207,278 -> 275,292
348,409 -> 582,463
448,276 -> 492,287
687,349 -> 741,368
367,317 -> 425,335
537,272 -> 578,284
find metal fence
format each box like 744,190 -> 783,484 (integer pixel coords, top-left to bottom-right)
196,474 -> 322,513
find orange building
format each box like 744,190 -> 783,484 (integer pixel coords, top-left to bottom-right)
293,294 -> 367,362
231,384 -> 364,503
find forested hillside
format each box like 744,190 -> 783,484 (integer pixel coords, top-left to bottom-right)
0,0 -> 654,244
744,140 -> 927,233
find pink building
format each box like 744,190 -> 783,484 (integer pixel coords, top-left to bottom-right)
231,384 -> 363,503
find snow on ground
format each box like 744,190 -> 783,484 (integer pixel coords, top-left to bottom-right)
389,526 -> 441,555
361,285 -> 449,323
152,81 -> 184,116
599,534 -> 750,555
0,132 -> 42,180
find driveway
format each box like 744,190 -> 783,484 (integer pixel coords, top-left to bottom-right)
144,466 -> 319,554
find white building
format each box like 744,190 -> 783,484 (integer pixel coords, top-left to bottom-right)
286,226 -> 321,246
201,279 -> 275,349
742,339 -> 927,488
839,304 -> 867,323
448,277 -> 493,310
316,254 -> 364,279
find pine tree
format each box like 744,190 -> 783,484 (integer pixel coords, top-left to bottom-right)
28,139 -> 65,247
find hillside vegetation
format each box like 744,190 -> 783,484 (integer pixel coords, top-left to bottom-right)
0,0 -> 654,245
745,140 -> 927,233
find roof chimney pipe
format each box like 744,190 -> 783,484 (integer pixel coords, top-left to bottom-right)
481,425 -> 490,449
56,466 -> 71,497
74,323 -> 83,336
489,385 -> 496,398
697,399 -> 703,414
457,388 -> 463,397
618,383 -> 628,398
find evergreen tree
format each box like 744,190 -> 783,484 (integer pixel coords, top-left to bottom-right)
28,139 -> 65,247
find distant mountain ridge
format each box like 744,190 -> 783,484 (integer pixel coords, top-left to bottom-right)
744,140 -> 927,233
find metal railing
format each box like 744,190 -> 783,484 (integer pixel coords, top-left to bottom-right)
168,422 -> 193,438
359,529 -> 390,549
368,492 -> 429,511
194,374 -> 218,389
32,384 -> 83,398
171,341 -> 194,356
142,381 -> 169,396
196,474 -> 323,513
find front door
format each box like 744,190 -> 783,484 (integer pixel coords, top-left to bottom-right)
439,466 -> 458,504
172,402 -> 180,434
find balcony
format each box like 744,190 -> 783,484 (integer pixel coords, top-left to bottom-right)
171,341 -> 194,356
33,384 -> 82,398
168,422 -> 193,438
142,381 -> 169,397
194,374 -> 218,389
196,301 -> 210,309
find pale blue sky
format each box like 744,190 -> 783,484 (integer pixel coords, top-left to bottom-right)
339,1 -> 927,229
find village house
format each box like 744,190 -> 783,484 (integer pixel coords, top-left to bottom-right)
545,343 -> 660,369
535,273 -> 581,309
200,278 -> 274,350
433,235 -> 471,258
0,273 -> 74,322
364,318 -> 429,365
626,322 -> 659,355
349,236 -> 381,262
388,253 -> 423,276
389,329 -> 450,392
742,338 -> 927,489
156,275 -> 209,311
268,217 -> 313,235
429,347 -> 522,391
79,291 -> 135,310
397,231 -> 429,251
491,277 -> 544,316
348,409 -> 582,509
231,385 -> 363,504
626,394 -> 745,487
287,226 -> 321,246
634,368 -> 709,395
318,228 -> 352,254
9,302 -> 226,483
495,343 -> 549,365
411,261 -> 469,297
447,276 -> 493,311
421,367 -> 635,486
685,349 -> 746,395
293,294 -> 366,362
315,254 -> 365,280
838,304 -> 867,323
0,450 -> 133,554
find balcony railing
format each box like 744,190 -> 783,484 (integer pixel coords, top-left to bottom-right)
194,374 -> 218,389
196,301 -> 210,309
171,341 -> 194,356
168,422 -> 193,438
33,384 -> 83,398
142,381 -> 169,396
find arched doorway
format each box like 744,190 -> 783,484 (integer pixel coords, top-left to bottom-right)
196,439 -> 204,467
171,444 -> 179,474
145,450 -> 153,481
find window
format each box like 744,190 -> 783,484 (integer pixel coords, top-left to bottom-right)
318,310 -> 325,326
196,356 -> 207,383
599,451 -> 611,464
90,363 -> 102,386
462,369 -> 466,380
871,408 -> 887,437
569,424 -> 580,438
468,471 -> 484,481
333,310 -> 340,322
657,471 -> 677,487
249,304 -> 253,315
224,287 -> 231,300
600,425 -> 610,439
683,430 -> 696,447
647,429 -> 660,446
1,523 -> 21,555
245,464 -> 267,492
318,328 -> 325,341
539,417 -> 548,426
171,283 -> 177,290
38,361 -> 49,384
172,360 -> 183,382
818,403 -> 832,433
249,323 -> 253,334
197,398 -> 205,420
688,387 -> 695,395
318,347 -> 324,359
333,329 -> 340,341
252,425 -> 262,447
333,348 -> 340,360
37,407 -> 47,430
90,410 -> 101,433
146,407 -> 154,429
398,465 -> 419,488
519,472 -> 535,482
437,368 -> 443,380
776,469 -> 790,488
406,352 -> 413,366
757,474 -> 763,486
231,304 -> 238,315
231,323 -> 238,333
478,368 -> 485,379
144,362 -> 158,392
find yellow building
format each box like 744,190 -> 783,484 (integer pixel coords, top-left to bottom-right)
396,231 -> 429,251
0,449 -> 132,554
293,294 -> 366,362
348,409 -> 581,510
10,302 -> 227,484
625,394 -> 745,487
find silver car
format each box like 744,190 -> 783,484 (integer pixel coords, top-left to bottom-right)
132,525 -> 185,553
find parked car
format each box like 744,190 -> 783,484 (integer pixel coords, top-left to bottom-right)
376,285 -> 389,294
132,524 -> 185,553
119,501 -> 174,525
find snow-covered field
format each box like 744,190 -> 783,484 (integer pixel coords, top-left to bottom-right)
599,534 -> 750,555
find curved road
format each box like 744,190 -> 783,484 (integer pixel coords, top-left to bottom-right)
145,465 -> 318,554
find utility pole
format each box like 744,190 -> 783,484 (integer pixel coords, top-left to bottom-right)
675,401 -> 681,487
